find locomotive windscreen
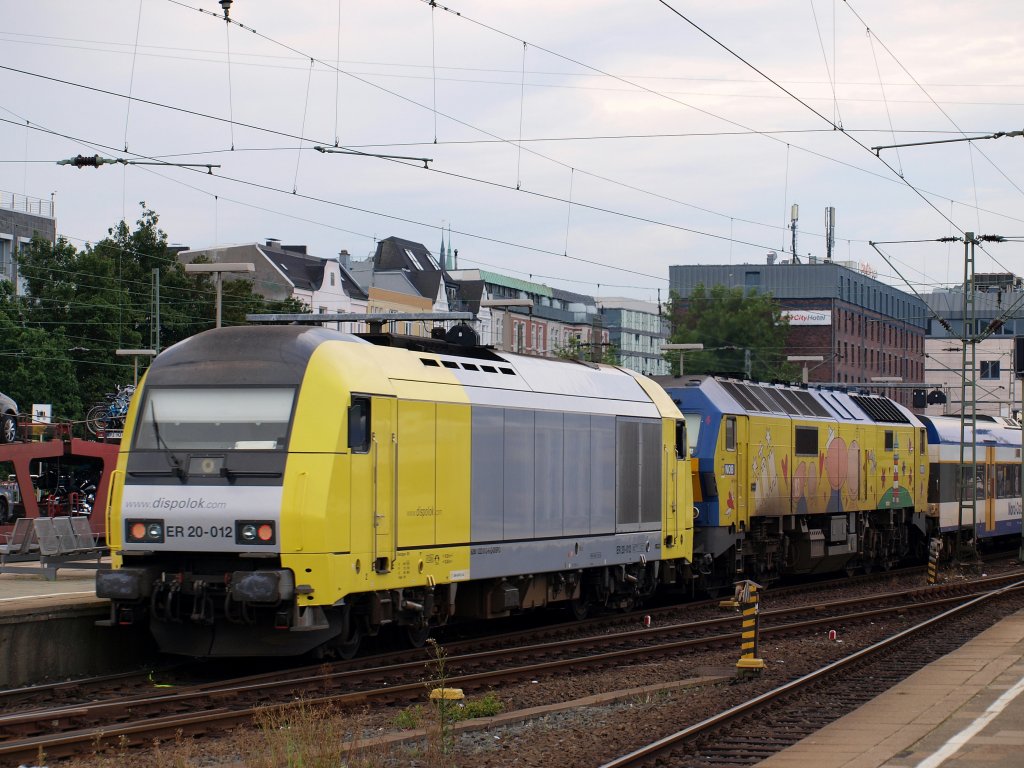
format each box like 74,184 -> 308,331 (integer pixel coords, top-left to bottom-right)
133,387 -> 295,451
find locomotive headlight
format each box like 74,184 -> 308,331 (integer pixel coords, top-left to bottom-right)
125,518 -> 165,543
235,520 -> 276,546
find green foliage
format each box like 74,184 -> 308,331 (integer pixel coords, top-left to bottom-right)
553,335 -> 619,364
665,284 -> 795,381
3,204 -> 312,424
394,692 -> 502,730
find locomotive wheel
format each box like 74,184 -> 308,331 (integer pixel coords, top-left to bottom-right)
569,597 -> 590,621
405,623 -> 430,648
335,606 -> 362,659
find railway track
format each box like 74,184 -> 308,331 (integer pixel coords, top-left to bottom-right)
4,570 -> 1023,764
598,578 -> 1024,767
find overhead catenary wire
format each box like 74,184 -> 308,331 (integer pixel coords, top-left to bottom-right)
8,3 -> 1015,296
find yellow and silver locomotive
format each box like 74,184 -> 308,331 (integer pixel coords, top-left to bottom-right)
99,325 -> 694,656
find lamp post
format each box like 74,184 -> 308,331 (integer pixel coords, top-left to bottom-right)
480,298 -> 533,353
185,262 -> 255,328
663,343 -> 704,377
787,355 -> 825,384
115,348 -> 156,386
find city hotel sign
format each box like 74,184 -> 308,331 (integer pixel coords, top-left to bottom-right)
782,310 -> 832,326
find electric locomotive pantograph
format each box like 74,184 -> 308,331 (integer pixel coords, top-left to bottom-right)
98,325 -> 694,657
664,376 -> 929,592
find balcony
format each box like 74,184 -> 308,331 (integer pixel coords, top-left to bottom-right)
0,191 -> 54,219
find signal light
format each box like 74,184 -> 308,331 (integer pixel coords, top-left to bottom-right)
125,518 -> 164,543
235,520 -> 275,545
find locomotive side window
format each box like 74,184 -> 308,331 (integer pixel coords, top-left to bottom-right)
884,430 -> 894,451
675,420 -> 687,458
920,428 -> 926,454
348,397 -> 371,453
725,416 -> 736,451
795,426 -> 818,456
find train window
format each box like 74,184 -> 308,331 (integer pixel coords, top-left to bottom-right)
795,426 -> 818,456
885,431 -> 894,451
675,420 -> 687,458
420,358 -> 440,367
481,365 -> 498,373
442,361 -> 459,369
725,416 -> 736,451
683,412 -> 701,453
500,367 -> 516,375
133,387 -> 294,451
920,428 -> 926,454
348,398 -> 371,453
462,363 -> 479,371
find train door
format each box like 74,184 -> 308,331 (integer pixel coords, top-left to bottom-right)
985,446 -> 995,533
347,394 -> 397,574
732,415 -> 749,525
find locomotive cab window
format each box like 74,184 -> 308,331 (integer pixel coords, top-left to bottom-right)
675,420 -> 687,458
795,426 -> 818,456
348,397 -> 371,453
885,430 -> 894,451
133,387 -> 294,451
725,416 -> 736,451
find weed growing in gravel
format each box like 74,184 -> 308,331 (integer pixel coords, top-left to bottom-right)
243,699 -> 390,768
395,692 -> 504,729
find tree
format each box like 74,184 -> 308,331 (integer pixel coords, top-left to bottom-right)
0,282 -> 82,418
12,204 -> 308,424
665,284 -> 795,381
553,335 -> 619,365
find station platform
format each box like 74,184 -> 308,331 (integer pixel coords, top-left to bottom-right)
0,563 -> 154,687
760,608 -> 1024,768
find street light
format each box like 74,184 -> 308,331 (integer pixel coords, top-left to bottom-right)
185,262 -> 255,328
787,355 -> 825,384
663,343 -> 704,376
480,298 -> 533,352
115,348 -> 156,386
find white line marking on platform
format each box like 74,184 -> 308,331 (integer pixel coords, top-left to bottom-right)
914,673 -> 1024,768
0,591 -> 94,602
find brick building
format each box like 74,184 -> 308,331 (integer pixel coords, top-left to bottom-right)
668,261 -> 928,407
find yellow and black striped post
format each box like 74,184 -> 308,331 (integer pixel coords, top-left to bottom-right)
927,538 -> 942,585
735,579 -> 765,674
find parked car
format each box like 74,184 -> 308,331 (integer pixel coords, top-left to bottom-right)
0,392 -> 18,444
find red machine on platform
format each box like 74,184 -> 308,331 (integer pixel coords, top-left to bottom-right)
0,419 -> 117,542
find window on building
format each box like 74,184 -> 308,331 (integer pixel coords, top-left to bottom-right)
0,235 -> 12,282
980,360 -> 1001,380
744,271 -> 761,289
330,272 -> 336,286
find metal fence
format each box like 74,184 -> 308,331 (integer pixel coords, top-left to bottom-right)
0,191 -> 54,218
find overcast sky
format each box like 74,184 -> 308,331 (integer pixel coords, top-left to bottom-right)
2,0 -> 1022,304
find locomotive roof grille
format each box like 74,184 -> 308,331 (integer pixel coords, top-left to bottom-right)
719,380 -> 831,419
850,395 -> 910,424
